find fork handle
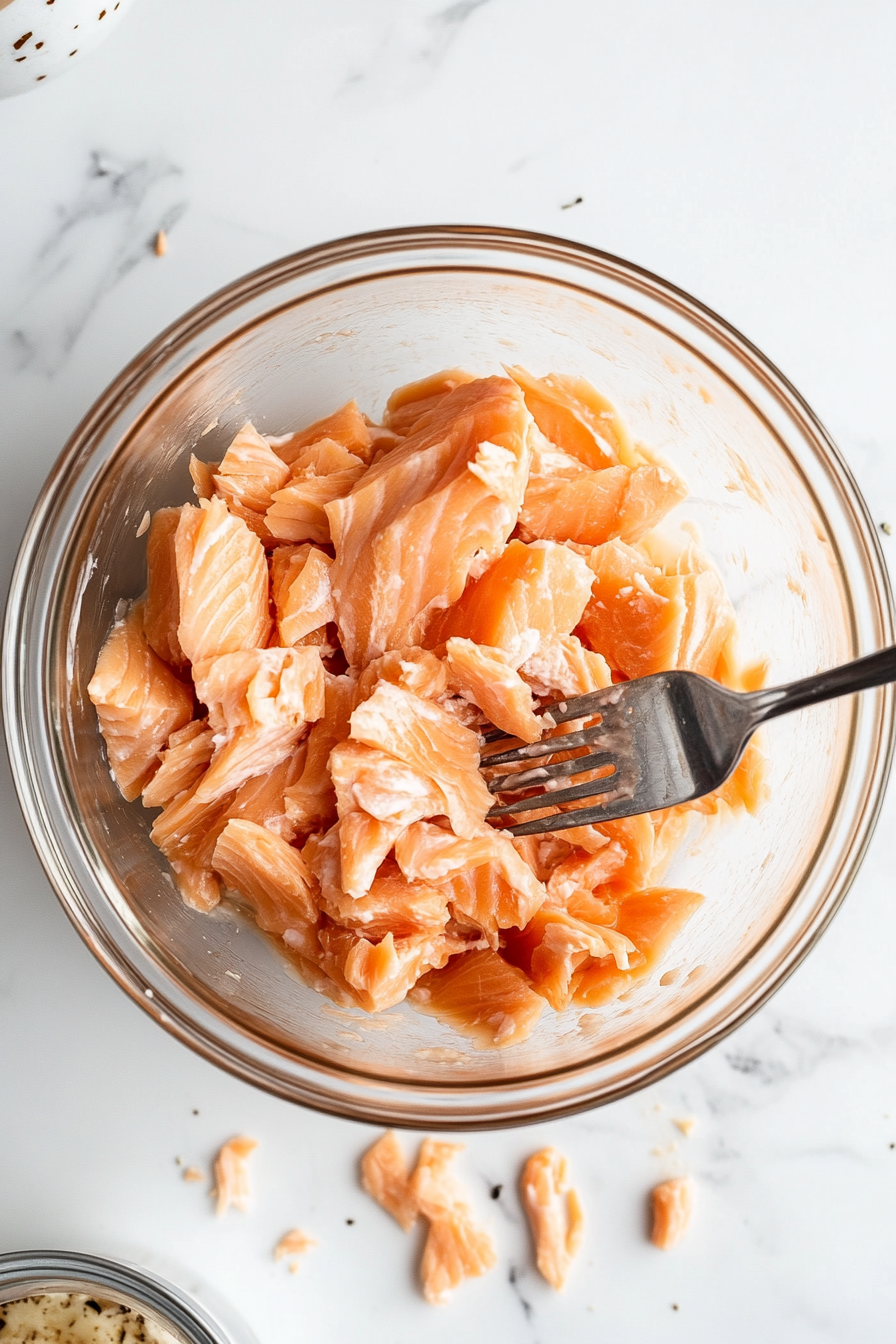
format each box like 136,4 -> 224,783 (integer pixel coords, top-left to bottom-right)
747,645 -> 896,723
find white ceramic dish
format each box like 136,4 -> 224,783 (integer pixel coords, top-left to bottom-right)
0,0 -> 136,98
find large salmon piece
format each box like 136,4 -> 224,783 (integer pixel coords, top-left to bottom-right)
326,377 -> 533,667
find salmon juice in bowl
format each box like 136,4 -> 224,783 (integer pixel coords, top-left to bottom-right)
4,228 -> 892,1126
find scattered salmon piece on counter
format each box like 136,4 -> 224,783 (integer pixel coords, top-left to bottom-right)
90,365 -> 766,1045
361,1130 -> 418,1231
274,1228 -> 317,1272
175,497 -> 271,662
521,1147 -> 584,1290
182,1165 -> 204,1183
88,604 -> 194,802
212,1136 -> 258,1217
410,1139 -> 497,1305
651,1176 -> 694,1249
360,1132 -> 496,1304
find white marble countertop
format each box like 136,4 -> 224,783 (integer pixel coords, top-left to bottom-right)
2,2 -> 896,1340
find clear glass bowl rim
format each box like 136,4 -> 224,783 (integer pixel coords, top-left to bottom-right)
3,224 -> 893,1129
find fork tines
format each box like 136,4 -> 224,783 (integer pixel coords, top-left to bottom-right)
480,685 -> 634,827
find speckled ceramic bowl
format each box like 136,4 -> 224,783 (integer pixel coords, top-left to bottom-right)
0,0 -> 136,98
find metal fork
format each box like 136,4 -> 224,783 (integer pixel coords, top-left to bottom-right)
482,647 -> 896,836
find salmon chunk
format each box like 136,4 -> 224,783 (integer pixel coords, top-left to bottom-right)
445,638 -> 541,742
175,497 -> 271,663
141,718 -> 214,808
266,443 -> 366,545
411,948 -> 545,1048
271,544 -> 335,646
326,377 -> 532,666
349,681 -> 493,839
383,369 -> 477,436
191,646 -> 324,800
212,820 -> 318,935
410,1140 -> 497,1306
213,1135 -> 257,1217
520,634 -> 611,698
268,400 -> 375,467
88,605 -> 194,801
361,1129 -> 419,1231
320,862 -> 449,940
143,506 -> 187,668
318,924 -> 464,1013
283,673 -> 357,834
579,539 -> 735,679
651,1177 -> 694,1249
330,740 -> 445,827
394,821 -> 545,921
521,1147 -> 584,1290
572,888 -> 703,1007
506,366 -> 636,468
519,463 -> 686,547
428,539 -> 595,667
213,422 -> 291,537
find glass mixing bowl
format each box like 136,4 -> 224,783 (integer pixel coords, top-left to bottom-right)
4,227 -> 892,1127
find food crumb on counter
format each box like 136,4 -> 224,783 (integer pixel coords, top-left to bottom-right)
651,1177 -> 694,1249
183,1165 -> 204,1183
212,1135 -> 258,1216
561,196 -> 583,209
154,229 -> 167,257
520,1147 -> 584,1291
880,521 -> 892,535
674,1117 -> 696,1136
274,1228 -> 317,1273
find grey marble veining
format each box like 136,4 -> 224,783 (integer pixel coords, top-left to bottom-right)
6,149 -> 187,376
1,1 -> 895,1341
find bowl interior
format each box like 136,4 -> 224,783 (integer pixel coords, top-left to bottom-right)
14,234 -> 890,1124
